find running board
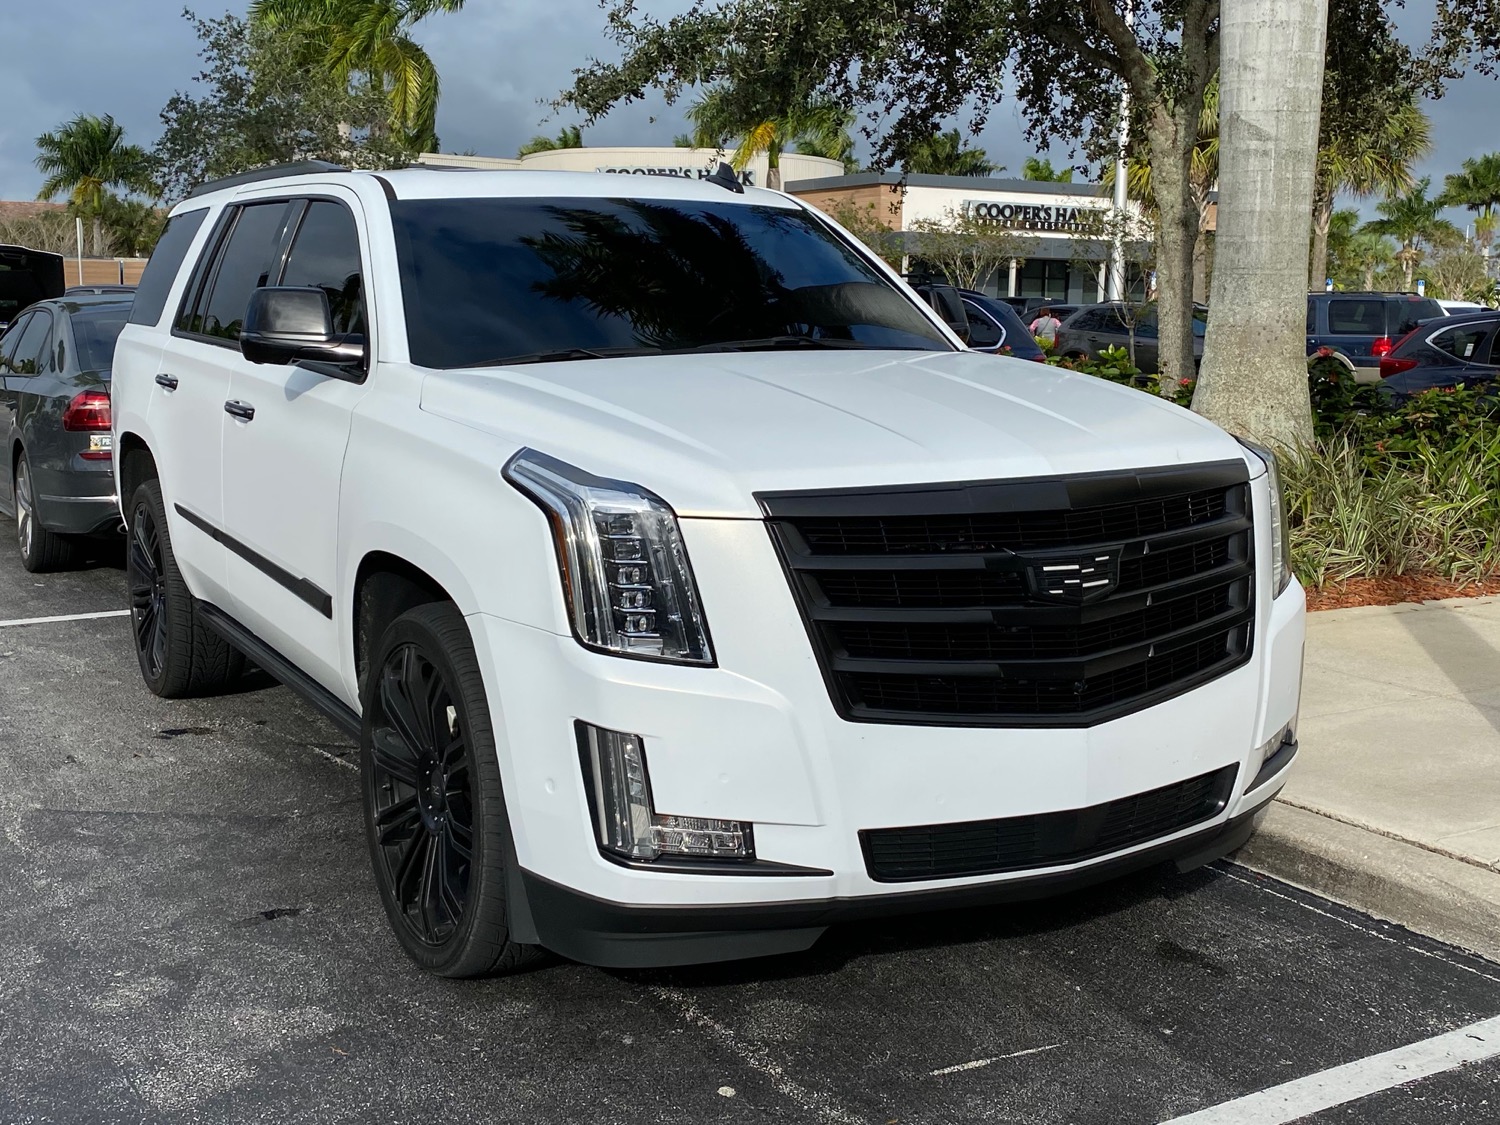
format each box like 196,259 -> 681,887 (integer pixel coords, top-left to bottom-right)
196,601 -> 362,740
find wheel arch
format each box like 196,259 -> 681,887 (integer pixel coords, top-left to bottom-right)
117,432 -> 156,511
353,550 -> 461,696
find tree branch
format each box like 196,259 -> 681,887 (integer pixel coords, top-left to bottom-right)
1086,0 -> 1158,95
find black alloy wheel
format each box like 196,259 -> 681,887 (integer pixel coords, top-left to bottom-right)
123,477 -> 243,698
368,642 -> 474,946
361,602 -> 540,977
127,500 -> 168,682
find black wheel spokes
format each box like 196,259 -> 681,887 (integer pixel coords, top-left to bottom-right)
372,642 -> 474,946
127,510 -> 166,677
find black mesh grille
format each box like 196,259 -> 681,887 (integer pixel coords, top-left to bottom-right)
861,765 -> 1239,881
761,462 -> 1255,727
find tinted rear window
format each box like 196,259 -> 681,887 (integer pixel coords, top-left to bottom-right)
1432,322 -> 1496,362
72,308 -> 129,371
1328,299 -> 1384,335
129,209 -> 208,326
389,197 -> 949,368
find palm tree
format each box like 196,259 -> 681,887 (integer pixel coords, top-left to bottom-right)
1021,156 -> 1072,182
684,88 -> 852,190
1308,102 -> 1429,291
34,114 -> 153,256
903,130 -> 998,177
249,0 -> 464,149
518,125 -> 583,157
1441,153 -> 1500,270
1363,178 -> 1462,291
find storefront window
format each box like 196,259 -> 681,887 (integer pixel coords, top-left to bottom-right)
1018,259 -> 1071,300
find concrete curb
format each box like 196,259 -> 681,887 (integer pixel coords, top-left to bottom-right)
1232,802 -> 1500,964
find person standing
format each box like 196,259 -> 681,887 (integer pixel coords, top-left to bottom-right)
1030,306 -> 1062,344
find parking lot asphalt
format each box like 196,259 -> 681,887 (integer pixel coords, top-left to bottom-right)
2,544 -> 1498,1125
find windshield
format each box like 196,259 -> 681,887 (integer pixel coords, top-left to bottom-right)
389,197 -> 951,368
72,309 -> 128,371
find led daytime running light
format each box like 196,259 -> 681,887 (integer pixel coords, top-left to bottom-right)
505,450 -> 714,664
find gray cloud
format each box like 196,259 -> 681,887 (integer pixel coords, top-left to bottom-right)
0,0 -> 1490,227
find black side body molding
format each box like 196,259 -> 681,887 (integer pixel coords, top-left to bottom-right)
174,504 -> 334,618
196,601 -> 361,738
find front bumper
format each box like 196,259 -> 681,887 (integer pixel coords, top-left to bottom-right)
519,786 -> 1284,967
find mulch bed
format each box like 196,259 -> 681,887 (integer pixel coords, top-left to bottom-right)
1305,574 -> 1500,611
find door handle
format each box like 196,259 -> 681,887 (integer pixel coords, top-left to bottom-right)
224,400 -> 255,421
155,373 -> 179,390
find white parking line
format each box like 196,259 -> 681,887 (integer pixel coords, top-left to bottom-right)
928,1043 -> 1064,1076
1158,1014 -> 1500,1124
0,609 -> 130,628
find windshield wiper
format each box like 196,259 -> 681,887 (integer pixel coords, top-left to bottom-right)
683,335 -> 882,353
456,346 -> 661,368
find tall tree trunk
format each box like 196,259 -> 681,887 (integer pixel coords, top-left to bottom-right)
1402,248 -> 1415,291
1308,181 -> 1334,291
92,215 -> 103,258
1363,262 -> 1376,290
1147,105 -> 1199,392
1192,0 -> 1328,450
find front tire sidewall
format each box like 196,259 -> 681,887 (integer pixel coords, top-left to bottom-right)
360,605 -> 520,978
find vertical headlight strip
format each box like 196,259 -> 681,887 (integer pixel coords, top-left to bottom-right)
1237,439 -> 1293,597
504,450 -> 715,664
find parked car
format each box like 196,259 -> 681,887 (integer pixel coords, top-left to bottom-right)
65,284 -> 137,296
960,291 -> 1047,361
1021,298 -> 1081,322
0,244 -> 66,330
112,162 -> 1304,977
1435,299 -> 1491,315
1377,310 -> 1500,402
1306,292 -> 1445,383
1055,302 -> 1208,373
0,293 -> 129,570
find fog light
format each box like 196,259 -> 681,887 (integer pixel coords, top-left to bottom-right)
577,722 -> 753,862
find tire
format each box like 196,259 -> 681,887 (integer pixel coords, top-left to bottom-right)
14,451 -> 78,572
125,477 -> 244,697
361,602 -> 542,978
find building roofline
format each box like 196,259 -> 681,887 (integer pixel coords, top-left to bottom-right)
784,172 -> 1111,197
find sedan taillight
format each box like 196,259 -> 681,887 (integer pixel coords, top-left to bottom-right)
62,391 -> 112,431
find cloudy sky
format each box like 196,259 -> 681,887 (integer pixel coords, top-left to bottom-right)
0,0 -> 1489,223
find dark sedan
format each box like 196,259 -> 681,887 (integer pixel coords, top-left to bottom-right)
958,290 -> 1047,361
1055,302 -> 1208,373
0,294 -> 130,570
1378,311 -> 1500,402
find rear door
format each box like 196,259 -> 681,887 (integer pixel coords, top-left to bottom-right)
219,192 -> 371,695
151,199 -> 299,609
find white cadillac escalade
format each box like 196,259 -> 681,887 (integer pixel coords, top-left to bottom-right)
111,163 -> 1305,977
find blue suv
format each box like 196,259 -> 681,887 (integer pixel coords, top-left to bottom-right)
1306,292 -> 1444,383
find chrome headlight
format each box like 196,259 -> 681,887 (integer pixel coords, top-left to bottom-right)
1238,439 -> 1292,596
504,450 -> 714,664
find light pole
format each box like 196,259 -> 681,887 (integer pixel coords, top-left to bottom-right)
1107,3 -> 1135,302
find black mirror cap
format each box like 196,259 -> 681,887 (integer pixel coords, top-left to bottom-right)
240,286 -> 366,367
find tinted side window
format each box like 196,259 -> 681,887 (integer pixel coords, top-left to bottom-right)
1328,299 -> 1383,335
1391,299 -> 1444,335
0,313 -> 31,370
7,310 -> 52,375
1306,300 -> 1316,333
193,202 -> 294,341
129,208 -> 209,326
962,300 -> 1003,349
280,201 -> 366,336
1433,324 -> 1495,362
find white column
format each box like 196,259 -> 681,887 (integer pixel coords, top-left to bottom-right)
1007,258 -> 1019,297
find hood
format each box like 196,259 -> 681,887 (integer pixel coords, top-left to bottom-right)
420,349 -> 1251,518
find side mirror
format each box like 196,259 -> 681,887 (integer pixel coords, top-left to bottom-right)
923,283 -> 971,343
240,286 -> 365,368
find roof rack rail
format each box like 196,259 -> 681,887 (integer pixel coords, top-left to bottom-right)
186,160 -> 349,199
